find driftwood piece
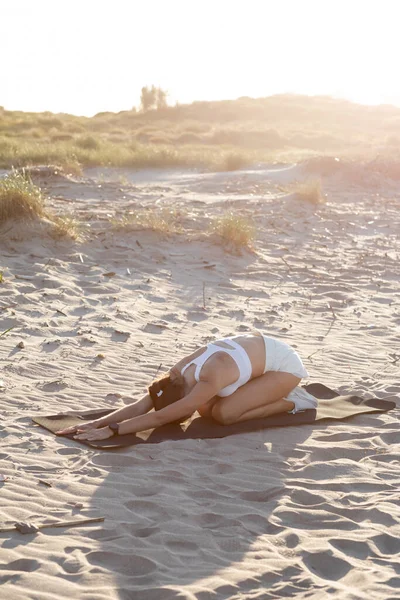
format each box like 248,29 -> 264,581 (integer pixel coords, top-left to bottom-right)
0,516 -> 105,534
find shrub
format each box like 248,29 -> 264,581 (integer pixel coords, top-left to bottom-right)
0,170 -> 46,223
75,135 -> 100,150
50,215 -> 82,240
211,213 -> 255,249
293,179 -> 324,204
51,133 -> 74,142
221,152 -> 251,171
111,208 -> 181,234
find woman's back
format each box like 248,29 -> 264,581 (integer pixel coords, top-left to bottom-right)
179,333 -> 266,397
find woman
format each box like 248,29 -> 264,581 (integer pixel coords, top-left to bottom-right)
57,332 -> 317,441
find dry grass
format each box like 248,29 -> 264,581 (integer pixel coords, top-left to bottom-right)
0,170 -> 81,240
210,213 -> 255,250
0,170 -> 46,223
220,152 -> 252,172
293,179 -> 324,204
111,208 -> 182,235
2,95 -> 400,173
50,215 -> 82,240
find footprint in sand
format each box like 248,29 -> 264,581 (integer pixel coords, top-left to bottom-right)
125,500 -> 169,520
329,538 -> 371,560
86,551 -> 156,576
240,487 -> 284,502
56,447 -> 81,456
194,513 -> 237,529
129,526 -> 158,538
372,532 -> 400,556
289,488 -> 328,507
302,549 -> 351,580
0,558 -> 41,573
165,539 -> 199,554
119,588 -> 181,600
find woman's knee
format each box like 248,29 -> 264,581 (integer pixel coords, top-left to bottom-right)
211,402 -> 237,425
197,404 -> 212,418
198,397 -> 219,419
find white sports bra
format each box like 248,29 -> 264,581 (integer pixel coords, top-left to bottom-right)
181,336 -> 253,397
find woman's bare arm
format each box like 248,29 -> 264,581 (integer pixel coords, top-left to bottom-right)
56,394 -> 153,435
116,380 -> 219,435
94,394 -> 153,427
74,379 -> 220,440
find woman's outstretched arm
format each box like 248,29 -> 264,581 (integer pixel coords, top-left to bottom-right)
74,380 -> 219,440
94,394 -> 153,426
56,394 -> 153,435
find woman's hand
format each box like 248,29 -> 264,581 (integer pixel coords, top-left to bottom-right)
74,426 -> 114,441
56,420 -> 100,436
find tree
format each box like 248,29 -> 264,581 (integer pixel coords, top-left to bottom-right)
140,86 -> 168,112
155,87 -> 168,110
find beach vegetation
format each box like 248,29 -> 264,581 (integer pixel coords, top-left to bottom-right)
111,208 -> 182,234
75,135 -> 101,150
293,179 -> 324,204
210,212 -> 255,250
0,170 -> 46,222
221,152 -> 252,171
50,215 -> 83,240
1,95 -> 400,173
0,169 -> 81,240
140,85 -> 168,112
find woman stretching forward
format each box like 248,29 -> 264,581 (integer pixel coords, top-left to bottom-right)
57,332 -> 317,441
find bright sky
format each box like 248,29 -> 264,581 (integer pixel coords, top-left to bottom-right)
1,0 -> 399,116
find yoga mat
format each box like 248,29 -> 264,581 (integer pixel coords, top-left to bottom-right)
32,383 -> 397,450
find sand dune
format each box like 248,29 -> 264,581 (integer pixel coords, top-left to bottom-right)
1,164 -> 399,599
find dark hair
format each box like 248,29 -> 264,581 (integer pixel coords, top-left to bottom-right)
148,372 -> 185,414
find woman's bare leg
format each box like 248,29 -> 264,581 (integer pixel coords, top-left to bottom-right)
211,371 -> 300,425
197,396 -> 219,418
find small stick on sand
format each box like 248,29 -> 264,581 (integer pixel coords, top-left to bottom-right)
0,304 -> 18,311
281,257 -> 292,271
328,303 -> 337,320
0,516 -> 105,534
307,349 -> 322,360
202,282 -> 206,310
0,327 -> 14,338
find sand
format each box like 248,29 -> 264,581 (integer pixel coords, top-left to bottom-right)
0,164 -> 399,599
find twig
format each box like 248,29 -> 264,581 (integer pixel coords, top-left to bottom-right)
307,349 -> 322,360
0,303 -> 18,311
280,257 -> 292,270
322,319 -> 336,339
38,479 -> 52,487
328,303 -> 337,320
0,516 -> 105,534
0,327 -> 14,338
202,282 -> 206,310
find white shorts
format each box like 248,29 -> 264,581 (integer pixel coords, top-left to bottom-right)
262,336 -> 309,378
262,336 -> 317,413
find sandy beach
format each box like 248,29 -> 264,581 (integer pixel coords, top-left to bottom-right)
1,163 -> 399,599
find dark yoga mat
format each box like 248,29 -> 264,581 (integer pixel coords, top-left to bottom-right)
32,383 -> 397,450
